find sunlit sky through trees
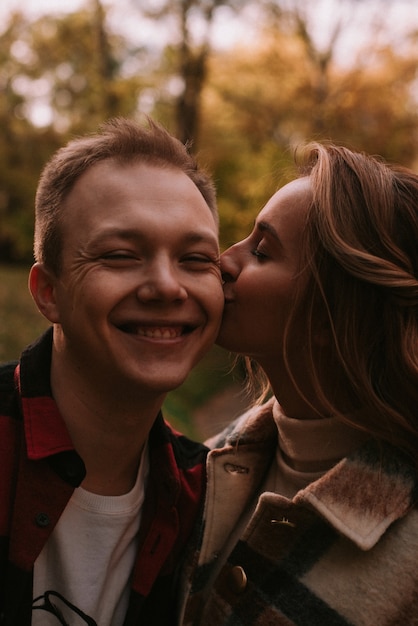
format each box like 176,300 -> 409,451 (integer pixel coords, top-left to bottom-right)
2,0 -> 417,129
1,0 -> 418,130
2,0 -> 418,62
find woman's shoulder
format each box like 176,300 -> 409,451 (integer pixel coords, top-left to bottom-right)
205,397 -> 277,449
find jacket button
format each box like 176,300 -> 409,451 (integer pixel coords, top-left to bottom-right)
271,517 -> 296,528
223,463 -> 249,474
229,566 -> 247,593
35,512 -> 51,528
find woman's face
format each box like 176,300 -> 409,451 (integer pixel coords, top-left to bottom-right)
218,177 -> 312,380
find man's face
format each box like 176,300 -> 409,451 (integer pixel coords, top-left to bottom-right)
39,160 -> 223,395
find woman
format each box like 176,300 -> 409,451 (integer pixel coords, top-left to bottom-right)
180,143 -> 418,625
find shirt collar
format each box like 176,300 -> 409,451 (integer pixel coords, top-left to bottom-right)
17,330 -> 85,486
16,329 -> 75,461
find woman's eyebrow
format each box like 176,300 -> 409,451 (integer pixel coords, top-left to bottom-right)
256,220 -> 284,250
257,220 -> 278,238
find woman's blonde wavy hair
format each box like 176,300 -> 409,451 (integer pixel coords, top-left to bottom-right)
249,142 -> 418,466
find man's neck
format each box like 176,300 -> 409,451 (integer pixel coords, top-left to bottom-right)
66,417 -> 150,496
49,353 -> 165,496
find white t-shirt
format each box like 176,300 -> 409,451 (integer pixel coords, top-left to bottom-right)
32,443 -> 149,626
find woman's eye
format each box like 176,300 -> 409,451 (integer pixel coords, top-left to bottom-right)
251,248 -> 267,260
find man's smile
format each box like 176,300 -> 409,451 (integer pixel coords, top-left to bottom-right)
117,323 -> 196,338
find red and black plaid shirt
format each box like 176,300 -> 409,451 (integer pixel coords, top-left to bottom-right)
0,328 -> 207,625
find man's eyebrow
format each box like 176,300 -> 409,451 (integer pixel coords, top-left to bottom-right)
90,228 -> 218,245
88,229 -> 142,246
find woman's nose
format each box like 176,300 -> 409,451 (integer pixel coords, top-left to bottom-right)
220,244 -> 241,283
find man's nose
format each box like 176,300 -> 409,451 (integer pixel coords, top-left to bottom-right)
136,258 -> 188,302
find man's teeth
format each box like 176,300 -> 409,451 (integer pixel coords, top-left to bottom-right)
136,326 -> 183,338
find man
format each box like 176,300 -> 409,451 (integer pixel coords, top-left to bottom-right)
0,117 -> 223,625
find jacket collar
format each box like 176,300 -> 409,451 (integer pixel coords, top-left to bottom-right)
296,439 -> 418,549
212,398 -> 418,551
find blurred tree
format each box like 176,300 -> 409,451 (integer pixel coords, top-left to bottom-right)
134,0 -> 251,147
12,1 -> 145,133
0,13 -> 62,261
197,16 -> 418,249
0,2 -> 145,261
258,0 -> 418,149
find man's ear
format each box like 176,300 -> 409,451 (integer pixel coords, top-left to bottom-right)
28,263 -> 61,324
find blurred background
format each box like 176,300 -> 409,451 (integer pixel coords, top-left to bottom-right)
1,0 -> 417,439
